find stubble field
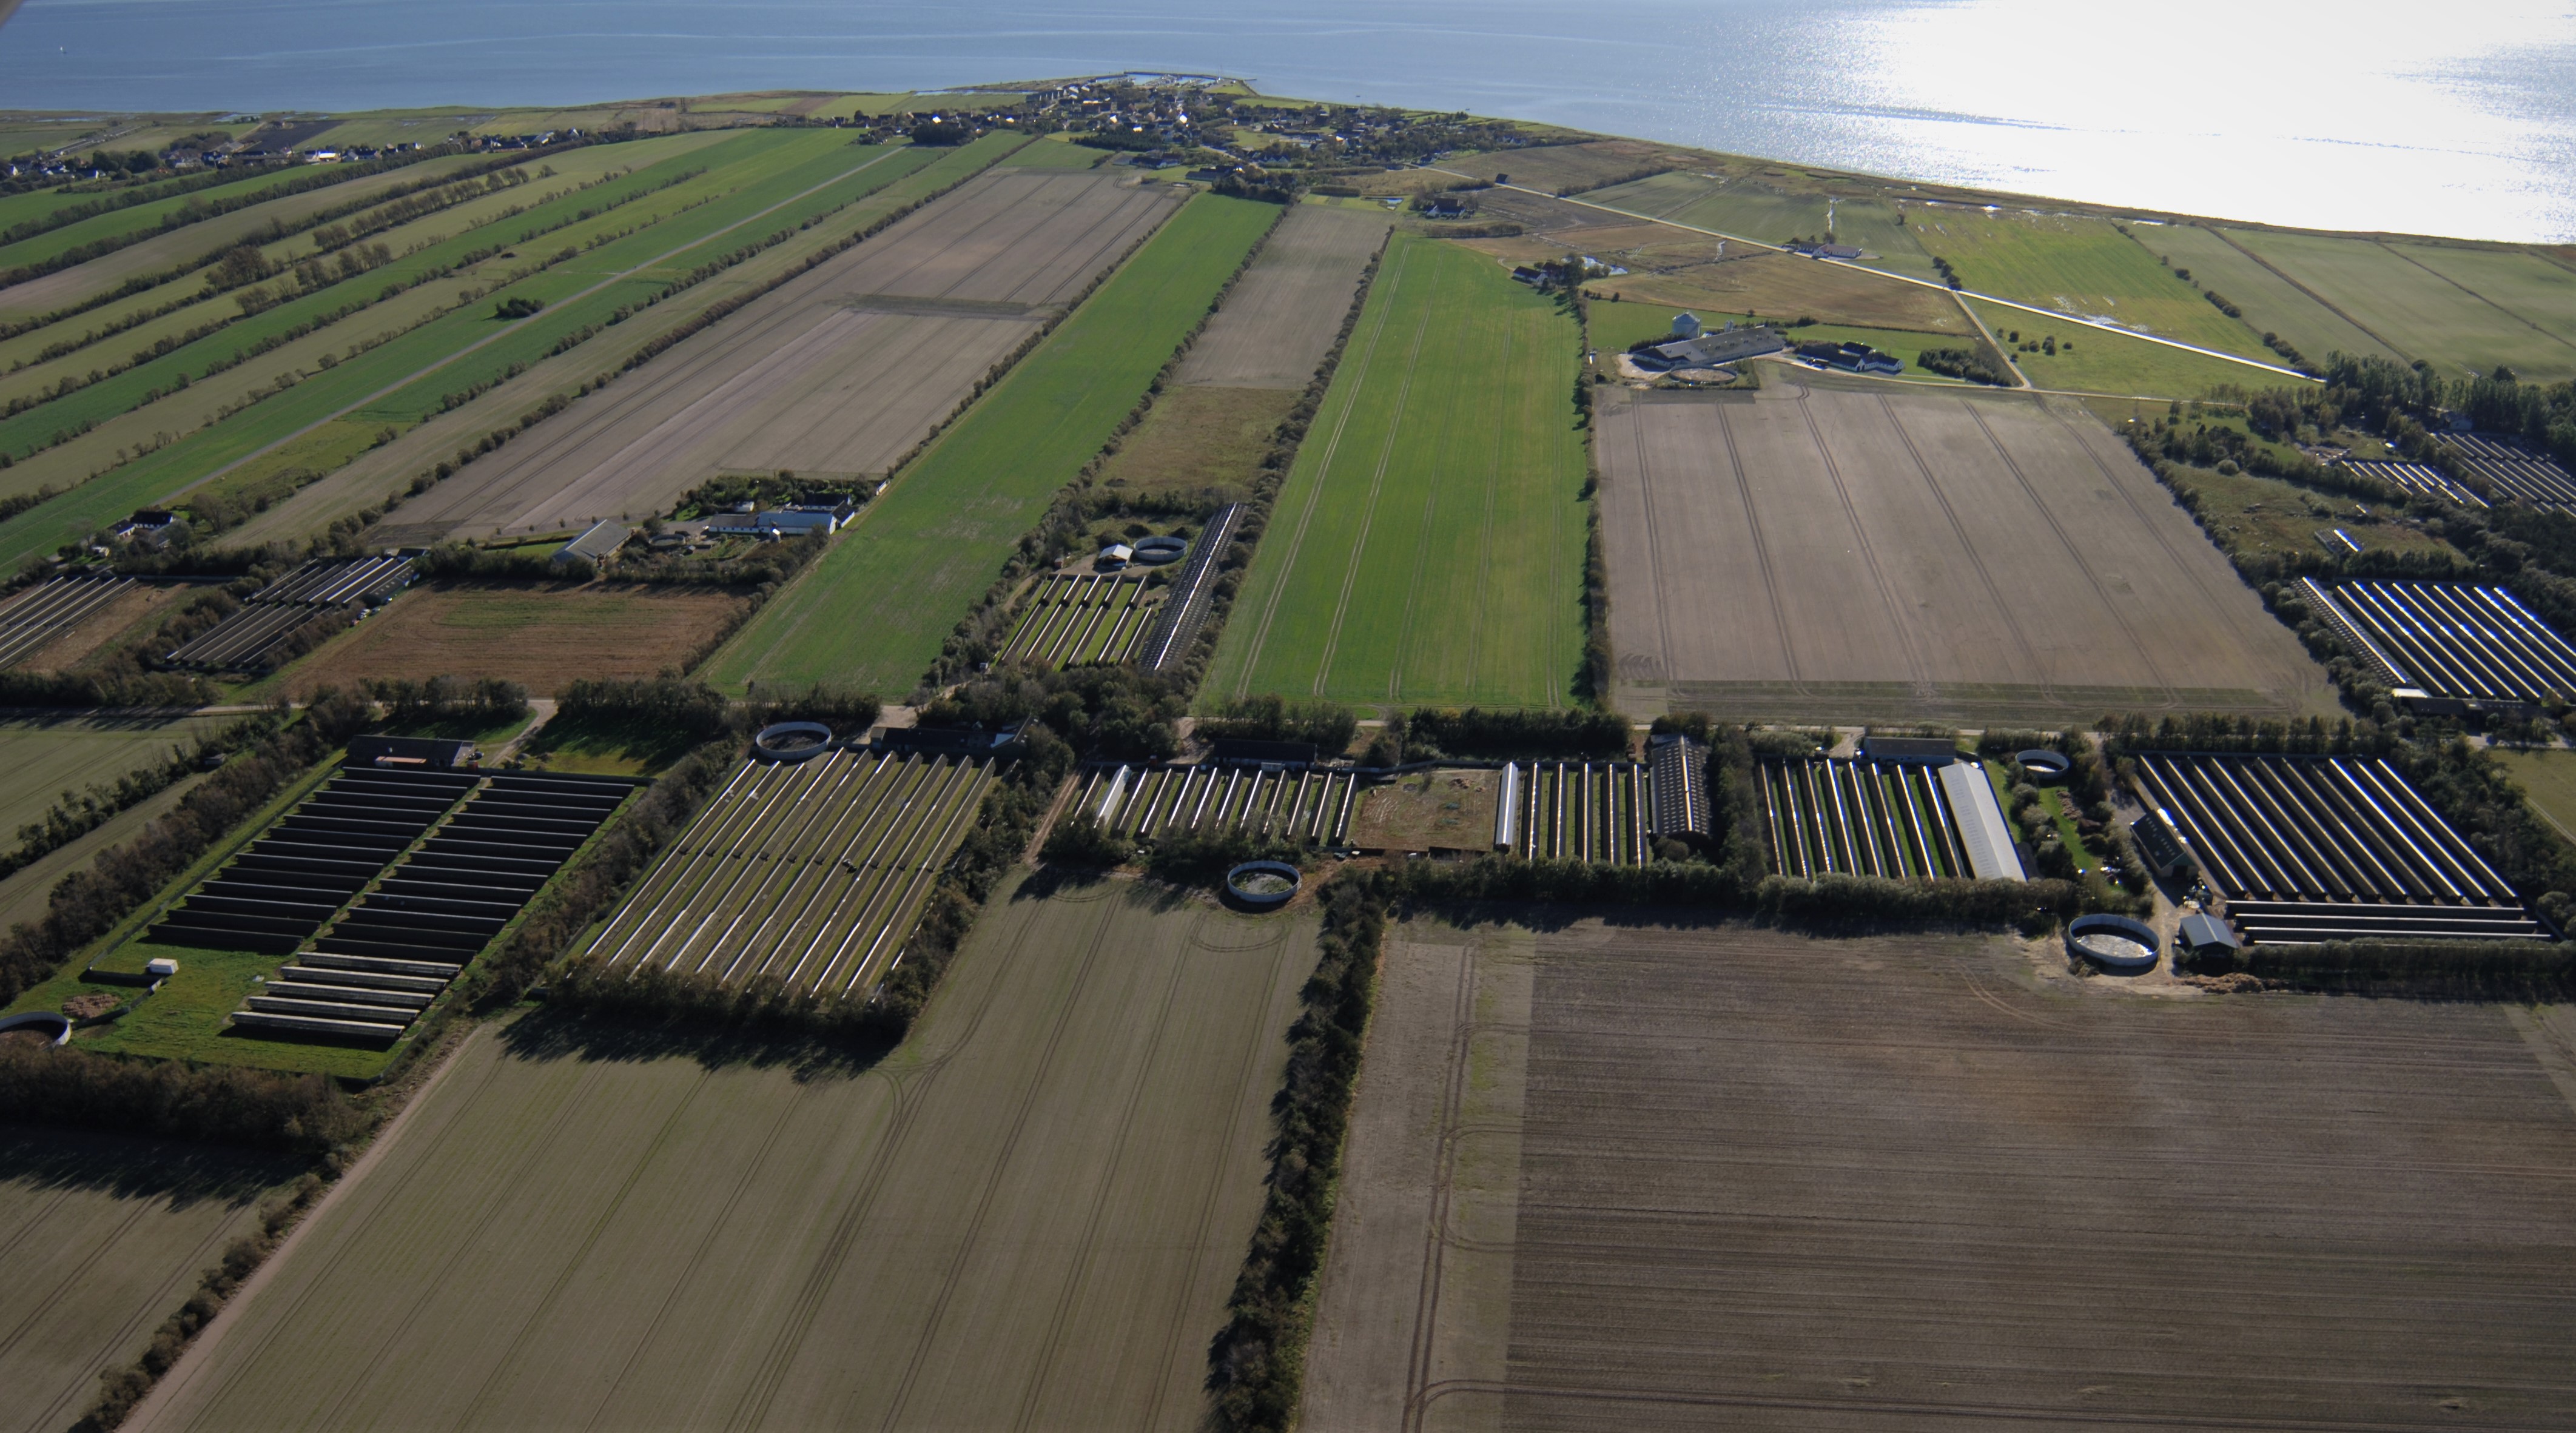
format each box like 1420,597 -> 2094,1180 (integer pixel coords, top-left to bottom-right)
130,875 -> 1313,1433
1173,203 -> 1388,389
0,1131 -> 296,1433
1205,233 -> 1588,710
1594,377 -> 2327,723
1305,919 -> 2576,1432
368,166 -> 1186,544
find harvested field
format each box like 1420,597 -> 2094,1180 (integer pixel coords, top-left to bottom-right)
1095,384 -> 1302,506
0,1130 -> 295,1433
1174,203 -> 1386,389
132,876 -> 1313,1433
580,748 -> 997,999
1303,919 -> 2576,1431
283,583 -> 746,699
369,168 -> 1185,544
1206,233 -> 1588,710
1594,377 -> 2328,723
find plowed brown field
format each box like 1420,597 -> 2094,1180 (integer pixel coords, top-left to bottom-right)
369,168 -> 1184,544
282,582 -> 744,697
1596,376 -> 2327,723
1305,920 -> 2576,1432
129,875 -> 1312,1433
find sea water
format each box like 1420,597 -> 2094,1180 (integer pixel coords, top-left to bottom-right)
2,0 -> 2571,242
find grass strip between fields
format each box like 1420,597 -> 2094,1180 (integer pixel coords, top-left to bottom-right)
705,192 -> 1282,697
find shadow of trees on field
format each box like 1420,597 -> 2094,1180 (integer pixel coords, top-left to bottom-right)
0,1126 -> 294,1207
494,1006 -> 895,1082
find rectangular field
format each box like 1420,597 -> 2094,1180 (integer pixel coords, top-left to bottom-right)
705,193 -> 1279,697
1594,380 -> 2329,723
1302,919 -> 2576,1431
1172,202 -> 1387,389
281,583 -> 746,699
1204,233 -> 1589,710
579,748 -> 997,999
0,713 -> 226,838
130,876 -> 1314,1433
368,166 -> 1185,543
2221,229 -> 2576,382
0,1130 -> 296,1433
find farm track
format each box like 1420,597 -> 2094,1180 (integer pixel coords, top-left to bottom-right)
1306,921 -> 2576,1430
133,878 -> 1311,1432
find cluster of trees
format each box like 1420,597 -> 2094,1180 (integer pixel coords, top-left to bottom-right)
2099,711 -> 2396,758
490,294 -> 545,320
0,1042 -> 361,1153
1917,346 -> 2012,386
671,470 -> 864,518
1194,694 -> 1357,754
1205,874 -> 1382,1431
0,713 -> 271,882
354,675 -> 528,732
0,690 -> 373,1007
2215,936 -> 2572,994
1398,706 -> 1631,762
414,541 -> 590,583
920,664 -> 1187,764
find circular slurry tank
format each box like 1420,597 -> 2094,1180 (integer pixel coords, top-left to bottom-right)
1132,535 -> 1188,566
0,1012 -> 70,1045
752,721 -> 835,763
2018,748 -> 2071,782
1225,861 -> 1302,911
2067,913 -> 2161,973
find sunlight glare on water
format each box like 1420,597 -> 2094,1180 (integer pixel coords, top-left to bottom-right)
0,0 -> 2571,240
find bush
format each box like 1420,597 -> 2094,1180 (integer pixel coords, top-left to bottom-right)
0,1043 -> 362,1153
1194,695 -> 1357,754
491,294 -> 544,320
555,676 -> 730,739
1039,812 -> 1135,868
1403,706 -> 1629,760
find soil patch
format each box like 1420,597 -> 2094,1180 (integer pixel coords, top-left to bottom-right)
283,582 -> 745,697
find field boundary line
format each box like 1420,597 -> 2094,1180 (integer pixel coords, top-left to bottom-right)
1416,1376 -> 2510,1430
1230,237 -> 1411,700
1400,936 -> 1481,1433
159,143 -> 916,506
1622,394 -> 1678,681
1430,168 -> 2316,383
1310,248 -> 1445,697
2202,226 -> 2413,363
2374,240 -> 2576,358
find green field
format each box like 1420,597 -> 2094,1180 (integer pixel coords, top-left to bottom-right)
1205,233 -> 1588,710
130,875 -> 1311,1431
0,132 -> 955,571
0,159 -> 406,277
1577,172 -> 1942,283
2223,229 -> 2576,382
1968,298 -> 2293,398
2493,748 -> 2576,845
706,192 -> 1278,697
0,714 -> 226,838
1903,206 -> 2273,358
2140,224 -> 2406,368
